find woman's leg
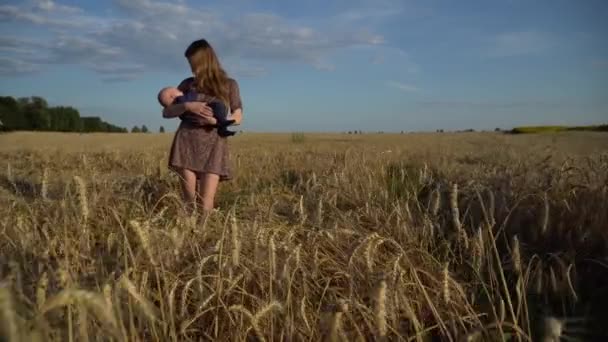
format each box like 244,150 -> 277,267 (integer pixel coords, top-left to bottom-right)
198,173 -> 220,212
177,168 -> 198,214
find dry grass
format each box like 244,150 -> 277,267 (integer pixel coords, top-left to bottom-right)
1,131 -> 608,341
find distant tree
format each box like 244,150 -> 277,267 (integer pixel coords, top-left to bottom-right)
131,126 -> 141,133
81,117 -> 105,132
22,98 -> 50,131
141,125 -> 149,133
495,127 -> 501,132
159,126 -> 165,133
49,106 -> 82,132
0,95 -> 125,132
0,96 -> 26,130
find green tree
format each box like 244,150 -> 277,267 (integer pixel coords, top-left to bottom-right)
22,97 -> 50,131
141,125 -> 149,133
131,126 -> 141,133
0,95 -> 125,133
81,117 -> 104,132
0,96 -> 26,130
159,126 -> 165,133
49,106 -> 82,132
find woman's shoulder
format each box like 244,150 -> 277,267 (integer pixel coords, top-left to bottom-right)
177,77 -> 195,91
227,78 -> 240,91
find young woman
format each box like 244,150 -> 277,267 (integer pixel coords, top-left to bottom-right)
162,39 -> 243,213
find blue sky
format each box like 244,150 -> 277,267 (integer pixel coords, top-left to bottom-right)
0,0 -> 606,132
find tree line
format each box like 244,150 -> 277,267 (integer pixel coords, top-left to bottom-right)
0,95 -> 127,133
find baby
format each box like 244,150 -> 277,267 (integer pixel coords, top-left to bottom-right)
157,86 -> 236,137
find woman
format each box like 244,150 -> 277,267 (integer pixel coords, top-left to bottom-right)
162,39 -> 243,213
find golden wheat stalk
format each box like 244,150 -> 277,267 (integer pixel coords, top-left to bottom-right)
6,162 -> 12,181
40,167 -> 49,200
36,272 -> 49,310
39,289 -> 119,336
269,233 -> 277,281
73,175 -> 89,224
487,189 -> 496,225
472,228 -> 484,272
168,281 -> 179,339
6,162 -> 17,192
78,302 -> 90,342
374,278 -> 388,339
118,275 -> 160,323
403,299 -> 423,342
460,229 -> 470,251
230,305 -> 260,341
450,183 -> 462,233
169,227 -> 185,258
511,235 -> 522,275
326,301 -> 348,342
540,316 -> 563,342
230,214 -> 241,268
58,267 -> 72,289
102,283 -> 113,308
431,186 -> 441,215
549,266 -> 558,294
253,301 -> 283,329
0,285 -> 19,342
442,263 -> 451,304
300,297 -> 312,332
129,220 -> 157,267
316,197 -> 324,225
180,278 -> 196,318
80,154 -> 89,170
229,302 -> 283,342
298,195 -> 306,224
541,193 -> 549,236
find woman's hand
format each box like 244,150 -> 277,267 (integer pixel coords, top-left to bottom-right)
185,102 -> 217,125
227,108 -> 243,125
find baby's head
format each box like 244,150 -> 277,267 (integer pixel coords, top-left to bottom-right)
157,86 -> 183,107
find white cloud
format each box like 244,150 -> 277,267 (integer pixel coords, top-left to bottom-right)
487,30 -> 554,57
387,81 -> 419,92
333,8 -> 402,24
0,57 -> 40,76
35,0 -> 82,13
0,0 -> 389,81
0,4 -> 106,28
114,0 -> 191,15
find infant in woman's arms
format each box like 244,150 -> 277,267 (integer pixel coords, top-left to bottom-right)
157,87 -> 236,137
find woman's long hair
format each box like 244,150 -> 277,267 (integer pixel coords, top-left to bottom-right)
184,39 -> 230,106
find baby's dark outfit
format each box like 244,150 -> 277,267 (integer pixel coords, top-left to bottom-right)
175,90 -> 236,137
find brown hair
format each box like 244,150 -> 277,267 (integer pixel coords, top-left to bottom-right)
184,39 -> 230,106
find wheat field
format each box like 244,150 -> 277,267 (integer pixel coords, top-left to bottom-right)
1,131 -> 607,341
